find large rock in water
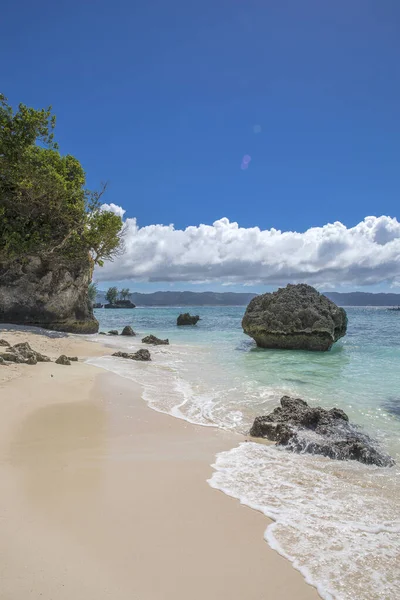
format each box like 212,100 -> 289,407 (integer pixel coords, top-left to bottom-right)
250,396 -> 395,467
177,313 -> 200,326
242,284 -> 347,351
0,255 -> 98,334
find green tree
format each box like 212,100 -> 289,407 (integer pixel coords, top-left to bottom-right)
88,282 -> 98,304
106,286 -> 118,305
120,288 -> 131,300
0,94 -> 124,266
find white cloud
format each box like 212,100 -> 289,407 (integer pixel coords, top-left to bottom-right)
100,203 -> 126,218
95,208 -> 400,287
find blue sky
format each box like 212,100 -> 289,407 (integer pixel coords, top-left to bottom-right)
1,0 -> 400,292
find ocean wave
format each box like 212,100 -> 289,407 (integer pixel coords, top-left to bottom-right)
208,442 -> 400,600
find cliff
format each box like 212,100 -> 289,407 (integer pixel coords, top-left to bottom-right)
0,255 -> 98,333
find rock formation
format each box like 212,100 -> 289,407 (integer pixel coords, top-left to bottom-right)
177,313 -> 200,326
105,300 -> 136,309
108,330 -> 119,335
141,335 -> 169,345
0,255 -> 98,334
0,341 -> 51,365
242,284 -> 347,351
250,396 -> 394,467
112,349 -> 151,361
121,326 -> 136,336
56,355 -> 71,365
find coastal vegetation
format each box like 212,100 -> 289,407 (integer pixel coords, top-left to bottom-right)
0,94 -> 124,332
0,94 -> 124,267
105,286 -> 119,305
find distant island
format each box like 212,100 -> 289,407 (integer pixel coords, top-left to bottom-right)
94,290 -> 400,307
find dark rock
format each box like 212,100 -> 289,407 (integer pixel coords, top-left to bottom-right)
121,326 -> 136,336
0,339 -> 10,347
112,349 -> 151,361
99,332 -> 107,335
67,356 -> 78,361
12,342 -> 51,363
0,342 -> 51,365
108,330 -> 119,336
93,303 -> 104,308
250,396 -> 394,467
55,355 -> 71,365
105,300 -> 136,309
0,255 -> 99,334
177,313 -> 200,326
0,356 -> 6,365
141,335 -> 169,345
0,352 -> 25,363
242,283 -> 347,351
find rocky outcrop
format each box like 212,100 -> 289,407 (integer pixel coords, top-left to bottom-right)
0,341 -> 51,365
141,335 -> 169,345
177,313 -> 200,326
108,330 -> 119,336
0,339 -> 10,347
0,255 -> 98,334
56,355 -> 71,365
121,326 -> 136,336
242,284 -> 347,351
105,300 -> 136,309
112,349 -> 151,361
250,396 -> 394,467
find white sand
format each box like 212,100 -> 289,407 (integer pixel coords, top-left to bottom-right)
0,329 -> 320,599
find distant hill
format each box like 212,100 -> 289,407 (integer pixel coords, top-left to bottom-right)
95,290 -> 400,307
95,290 -> 257,306
324,291 -> 400,307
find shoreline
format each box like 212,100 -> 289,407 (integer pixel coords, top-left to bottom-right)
0,328 -> 320,600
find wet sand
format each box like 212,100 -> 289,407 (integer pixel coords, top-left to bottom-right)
0,330 -> 320,600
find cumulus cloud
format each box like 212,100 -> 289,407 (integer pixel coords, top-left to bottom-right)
95,209 -> 400,287
100,203 -> 126,218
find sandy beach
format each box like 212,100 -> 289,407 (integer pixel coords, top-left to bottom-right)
0,328 -> 320,600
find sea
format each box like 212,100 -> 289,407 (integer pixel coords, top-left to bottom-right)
87,306 -> 400,600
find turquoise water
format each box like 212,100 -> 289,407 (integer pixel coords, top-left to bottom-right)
89,306 -> 400,600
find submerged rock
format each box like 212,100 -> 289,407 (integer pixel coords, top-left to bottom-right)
67,356 -> 78,362
121,326 -> 136,336
0,342 -> 51,365
250,396 -> 395,467
112,349 -> 151,361
242,283 -> 347,351
177,313 -> 200,326
108,330 -> 119,336
141,335 -> 169,345
55,355 -> 71,365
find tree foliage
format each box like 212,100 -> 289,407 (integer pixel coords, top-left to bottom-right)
0,94 -> 124,265
88,282 -> 98,303
120,288 -> 131,300
106,286 -> 118,305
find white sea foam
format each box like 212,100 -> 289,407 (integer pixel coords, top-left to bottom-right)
208,442 -> 400,600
